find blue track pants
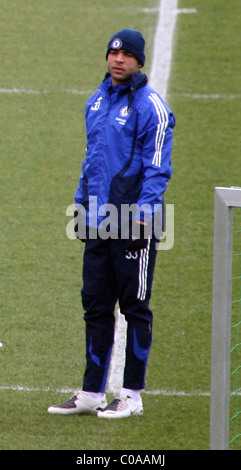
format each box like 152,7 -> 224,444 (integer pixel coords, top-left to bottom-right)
81,237 -> 158,392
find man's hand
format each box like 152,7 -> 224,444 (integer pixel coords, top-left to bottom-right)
125,220 -> 149,251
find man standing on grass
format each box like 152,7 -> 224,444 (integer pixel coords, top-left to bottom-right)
48,29 -> 175,418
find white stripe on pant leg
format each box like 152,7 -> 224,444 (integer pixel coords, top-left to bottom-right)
137,239 -> 151,301
137,248 -> 146,301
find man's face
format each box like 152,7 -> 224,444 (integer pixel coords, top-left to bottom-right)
107,49 -> 141,86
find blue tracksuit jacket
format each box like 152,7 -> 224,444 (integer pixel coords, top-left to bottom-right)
74,72 -> 175,232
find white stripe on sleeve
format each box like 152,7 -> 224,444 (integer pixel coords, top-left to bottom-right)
148,93 -> 169,167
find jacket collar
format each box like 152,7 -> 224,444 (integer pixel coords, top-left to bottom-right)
100,72 -> 148,109
100,71 -> 148,94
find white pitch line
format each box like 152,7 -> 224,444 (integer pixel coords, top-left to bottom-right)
107,309 -> 127,393
2,384 -> 241,397
141,8 -> 160,14
0,385 -> 73,394
0,384 -> 211,397
149,0 -> 179,99
174,8 -> 197,14
0,87 -> 93,95
1,87 -> 240,100
171,93 -> 241,99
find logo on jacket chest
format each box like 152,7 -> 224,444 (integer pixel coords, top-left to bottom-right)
116,106 -> 131,126
90,99 -> 131,126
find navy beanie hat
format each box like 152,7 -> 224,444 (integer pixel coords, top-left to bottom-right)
106,29 -> 145,66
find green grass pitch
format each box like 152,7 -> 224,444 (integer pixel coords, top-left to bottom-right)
0,0 -> 240,450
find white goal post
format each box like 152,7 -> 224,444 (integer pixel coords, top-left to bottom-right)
210,186 -> 241,450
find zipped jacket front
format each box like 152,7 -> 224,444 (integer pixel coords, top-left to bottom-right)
74,72 -> 175,233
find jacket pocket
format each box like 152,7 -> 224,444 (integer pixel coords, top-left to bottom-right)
108,171 -> 142,208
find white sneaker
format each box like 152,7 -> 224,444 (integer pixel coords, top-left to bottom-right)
47,391 -> 107,415
97,395 -> 143,419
